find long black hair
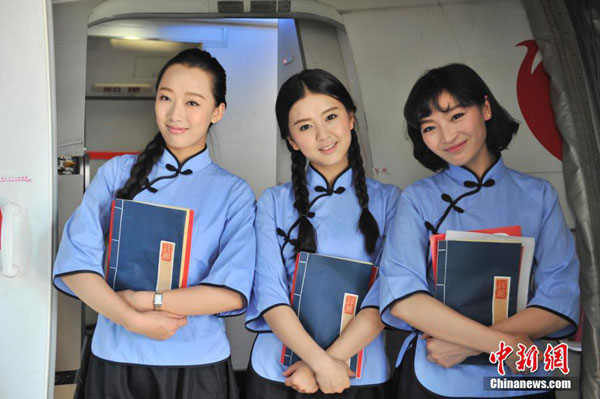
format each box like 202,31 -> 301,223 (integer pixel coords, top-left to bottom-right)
115,48 -> 227,200
404,63 -> 519,171
275,69 -> 380,254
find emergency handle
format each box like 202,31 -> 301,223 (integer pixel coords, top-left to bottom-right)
0,202 -> 20,277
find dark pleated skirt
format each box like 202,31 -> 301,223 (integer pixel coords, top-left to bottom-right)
83,353 -> 239,399
243,360 -> 388,399
389,339 -> 557,399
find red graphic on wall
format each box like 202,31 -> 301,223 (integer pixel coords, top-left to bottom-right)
516,40 -> 563,160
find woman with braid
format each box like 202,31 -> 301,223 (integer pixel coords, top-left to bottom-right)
52,48 -> 255,398
245,69 -> 400,398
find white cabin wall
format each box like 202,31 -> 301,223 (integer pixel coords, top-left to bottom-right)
336,0 -> 575,227
295,19 -> 375,177
205,24 -> 278,198
297,19 -> 349,86
0,0 -> 56,397
276,19 -> 304,185
54,0 -> 103,156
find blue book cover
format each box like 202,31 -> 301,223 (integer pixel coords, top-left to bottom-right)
105,199 -> 194,292
281,252 -> 378,379
435,240 -> 522,365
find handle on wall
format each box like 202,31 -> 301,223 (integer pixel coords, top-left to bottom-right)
1,202 -> 20,277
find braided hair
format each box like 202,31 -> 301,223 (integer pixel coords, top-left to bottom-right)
115,48 -> 227,200
275,69 -> 380,254
348,129 -> 380,254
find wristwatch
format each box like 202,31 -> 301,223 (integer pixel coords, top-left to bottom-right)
153,292 -> 163,311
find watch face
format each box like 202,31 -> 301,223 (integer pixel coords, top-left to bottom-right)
154,293 -> 163,306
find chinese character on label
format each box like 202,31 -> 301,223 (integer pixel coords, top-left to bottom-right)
515,343 -> 540,372
543,343 -> 569,374
161,242 -> 173,262
489,341 -> 513,376
343,295 -> 357,315
495,279 -> 508,299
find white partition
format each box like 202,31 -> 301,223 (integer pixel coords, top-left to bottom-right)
0,1 -> 57,398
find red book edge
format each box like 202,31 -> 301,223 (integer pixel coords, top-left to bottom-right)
281,252 -> 303,364
351,266 -> 379,378
431,225 -> 522,283
180,209 -> 194,288
104,200 -> 117,281
355,349 -> 364,379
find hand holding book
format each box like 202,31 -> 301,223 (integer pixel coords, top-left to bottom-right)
422,333 -> 481,368
428,226 -> 536,365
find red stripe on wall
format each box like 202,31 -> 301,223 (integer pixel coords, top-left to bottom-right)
88,151 -> 139,160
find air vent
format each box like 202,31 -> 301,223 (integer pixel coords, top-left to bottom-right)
218,1 -> 244,13
251,1 -> 277,13
278,1 -> 291,12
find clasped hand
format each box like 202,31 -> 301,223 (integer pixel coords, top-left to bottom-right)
283,357 -> 354,394
117,289 -> 187,341
423,332 -> 539,374
422,333 -> 480,368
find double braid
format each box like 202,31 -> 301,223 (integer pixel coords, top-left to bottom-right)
115,133 -> 165,200
290,149 -> 317,253
348,129 -> 380,254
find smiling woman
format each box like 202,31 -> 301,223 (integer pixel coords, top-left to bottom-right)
418,91 -> 493,178
380,63 -> 579,399
245,69 -> 399,398
286,92 -> 355,184
52,48 -> 256,399
155,64 -> 225,162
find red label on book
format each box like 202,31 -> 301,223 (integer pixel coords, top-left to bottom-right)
344,295 -> 357,315
161,242 -> 174,262
495,279 -> 508,299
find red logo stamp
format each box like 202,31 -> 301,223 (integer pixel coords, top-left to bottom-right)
161,242 -> 173,262
343,295 -> 357,315
495,279 -> 508,300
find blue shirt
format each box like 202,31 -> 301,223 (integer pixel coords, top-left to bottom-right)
53,148 -> 256,366
379,157 -> 579,397
246,165 -> 401,385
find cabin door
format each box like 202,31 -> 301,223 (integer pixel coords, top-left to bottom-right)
0,0 -> 57,398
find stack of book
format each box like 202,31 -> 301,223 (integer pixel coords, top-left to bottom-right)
430,226 -> 535,364
280,252 -> 378,378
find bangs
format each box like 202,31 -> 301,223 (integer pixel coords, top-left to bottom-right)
405,86 -> 480,129
404,64 -> 486,130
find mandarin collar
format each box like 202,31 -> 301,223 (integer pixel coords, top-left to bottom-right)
306,164 -> 352,194
444,156 -> 506,186
158,146 -> 212,173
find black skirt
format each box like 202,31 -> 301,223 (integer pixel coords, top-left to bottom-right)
83,353 -> 239,399
243,360 -> 388,399
389,339 -> 556,399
